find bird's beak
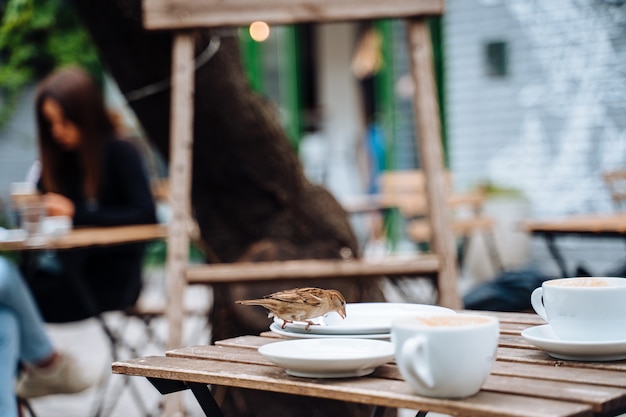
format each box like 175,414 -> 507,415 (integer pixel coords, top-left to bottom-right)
338,306 -> 347,319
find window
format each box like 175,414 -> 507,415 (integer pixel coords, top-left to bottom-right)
485,40 -> 508,77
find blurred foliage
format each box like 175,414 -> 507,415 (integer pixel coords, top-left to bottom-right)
0,0 -> 103,129
143,240 -> 206,267
477,181 -> 526,200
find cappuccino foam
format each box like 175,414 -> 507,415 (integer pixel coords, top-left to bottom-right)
548,278 -> 609,288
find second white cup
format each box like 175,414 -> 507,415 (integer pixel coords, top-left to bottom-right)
391,313 -> 499,398
531,277 -> 626,342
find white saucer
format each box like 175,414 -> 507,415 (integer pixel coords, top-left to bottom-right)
275,302 -> 455,335
521,325 -> 626,361
258,338 -> 394,378
269,322 -> 390,340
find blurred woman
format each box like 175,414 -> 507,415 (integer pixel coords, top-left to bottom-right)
13,65 -> 157,399
24,65 -> 158,322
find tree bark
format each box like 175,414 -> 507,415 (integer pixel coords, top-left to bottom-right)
69,2 -> 390,416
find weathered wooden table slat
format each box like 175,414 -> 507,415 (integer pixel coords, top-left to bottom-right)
112,356 -> 592,417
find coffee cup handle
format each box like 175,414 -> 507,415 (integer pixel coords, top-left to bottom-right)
530,287 -> 548,321
399,335 -> 435,388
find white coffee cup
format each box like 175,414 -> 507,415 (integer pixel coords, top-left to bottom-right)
531,277 -> 626,342
391,313 -> 499,398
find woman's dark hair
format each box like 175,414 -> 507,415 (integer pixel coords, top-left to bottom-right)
35,66 -> 115,199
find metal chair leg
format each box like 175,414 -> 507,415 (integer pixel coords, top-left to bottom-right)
483,231 -> 505,272
17,398 -> 38,417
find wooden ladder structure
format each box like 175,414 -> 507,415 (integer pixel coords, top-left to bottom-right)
141,0 -> 460,353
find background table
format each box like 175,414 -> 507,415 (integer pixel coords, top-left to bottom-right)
113,311 -> 626,417
0,224 -> 167,251
522,214 -> 626,277
1,223 -> 168,417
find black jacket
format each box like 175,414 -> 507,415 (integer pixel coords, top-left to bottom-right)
24,136 -> 158,322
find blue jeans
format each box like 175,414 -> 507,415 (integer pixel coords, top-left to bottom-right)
0,257 -> 54,417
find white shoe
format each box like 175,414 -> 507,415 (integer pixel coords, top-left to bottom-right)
16,352 -> 96,398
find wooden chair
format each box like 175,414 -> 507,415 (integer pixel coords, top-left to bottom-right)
140,8 -> 464,391
379,169 -> 504,272
603,169 -> 626,211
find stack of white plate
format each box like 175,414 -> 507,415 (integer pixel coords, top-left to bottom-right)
269,302 -> 455,339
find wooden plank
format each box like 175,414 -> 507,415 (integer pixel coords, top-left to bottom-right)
498,334 -> 537,349
174,340 -> 626,374
113,356 -> 592,417
214,335 -> 274,349
405,18 -> 460,309
492,361 -> 626,388
482,374 -> 626,414
498,322 -> 538,335
0,224 -> 167,251
521,215 -> 626,234
168,344 -> 274,365
142,0 -> 445,30
374,365 -> 626,414
164,31 -> 195,417
166,32 -> 195,352
498,347 -> 626,372
464,310 -> 545,325
185,255 -> 440,284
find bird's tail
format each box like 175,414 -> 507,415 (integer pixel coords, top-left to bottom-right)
235,299 -> 265,306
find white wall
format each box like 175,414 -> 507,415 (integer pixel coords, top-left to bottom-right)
316,22 -> 368,199
445,0 -> 626,277
446,0 -> 626,218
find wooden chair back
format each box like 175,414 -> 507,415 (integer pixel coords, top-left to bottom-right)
379,169 -> 497,248
379,170 -> 451,218
380,168 -> 484,212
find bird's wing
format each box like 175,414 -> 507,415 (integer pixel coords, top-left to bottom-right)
271,288 -> 323,306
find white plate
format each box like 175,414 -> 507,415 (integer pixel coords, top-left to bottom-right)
0,228 -> 26,243
274,302 -> 455,335
521,324 -> 626,361
258,338 -> 394,378
269,322 -> 390,340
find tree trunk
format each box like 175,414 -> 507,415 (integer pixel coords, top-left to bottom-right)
69,2 -> 390,416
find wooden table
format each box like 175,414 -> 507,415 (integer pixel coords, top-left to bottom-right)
112,311 -> 626,417
0,222 -> 168,339
0,223 -> 168,251
0,224 -> 168,312
522,213 -> 626,277
0,223 -> 168,352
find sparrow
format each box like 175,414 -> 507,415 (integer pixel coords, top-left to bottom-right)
236,287 -> 347,330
